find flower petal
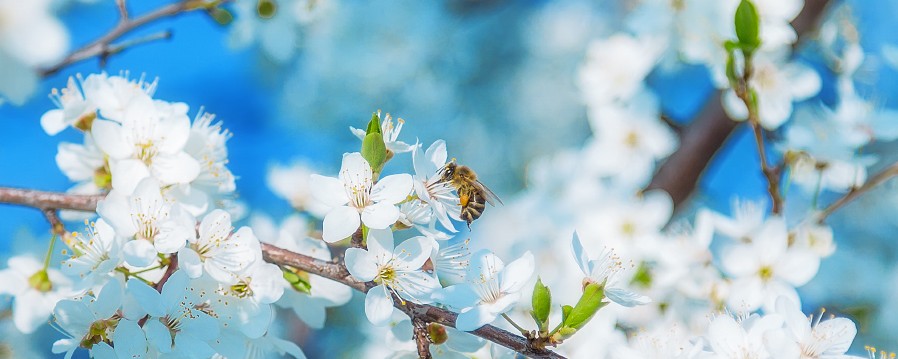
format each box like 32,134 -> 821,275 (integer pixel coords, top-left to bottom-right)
366,228 -> 395,260
364,286 -> 394,326
151,152 -> 201,185
499,251 -> 534,293
113,319 -> 148,359
361,202 -> 401,229
338,153 -> 373,188
605,287 -> 651,307
309,174 -> 349,208
109,159 -> 150,195
127,278 -> 163,317
570,232 -> 592,276
178,248 -> 203,279
344,248 -> 378,282
392,236 -> 432,271
432,284 -> 479,310
455,305 -> 495,332
122,240 -> 158,268
92,119 -> 133,158
370,174 -> 413,204
40,109 -> 67,136
321,206 -> 360,243
143,319 -> 173,353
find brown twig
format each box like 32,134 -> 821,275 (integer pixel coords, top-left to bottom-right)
0,187 -> 103,211
351,226 -> 364,248
732,54 -> 785,214
816,162 -> 898,223
413,318 -> 433,359
154,253 -> 179,291
41,208 -> 66,237
39,0 -> 229,77
0,189 -> 563,359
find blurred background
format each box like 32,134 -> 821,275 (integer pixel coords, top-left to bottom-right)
2,0 -> 898,357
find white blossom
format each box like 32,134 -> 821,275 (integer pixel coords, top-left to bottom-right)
0,255 -> 75,333
178,209 -> 261,284
433,250 -> 534,332
344,228 -> 437,326
310,152 -> 413,242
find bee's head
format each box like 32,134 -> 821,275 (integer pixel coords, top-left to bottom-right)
440,160 -> 457,181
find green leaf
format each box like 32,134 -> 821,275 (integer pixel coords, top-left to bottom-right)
562,282 -> 606,330
207,7 -> 234,26
734,0 -> 761,51
531,277 -> 551,331
361,133 -> 387,171
257,0 -> 277,19
553,326 -> 578,341
366,112 -> 383,135
560,304 -> 573,325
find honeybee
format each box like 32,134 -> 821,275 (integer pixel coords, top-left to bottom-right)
438,159 -> 503,228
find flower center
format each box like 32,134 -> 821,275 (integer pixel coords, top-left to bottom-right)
347,182 -> 372,210
230,281 -> 253,298
758,266 -> 774,281
624,131 -> 640,148
375,265 -> 396,285
79,318 -> 118,350
136,141 -> 158,165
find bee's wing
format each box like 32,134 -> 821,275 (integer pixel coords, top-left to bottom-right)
475,180 -> 503,206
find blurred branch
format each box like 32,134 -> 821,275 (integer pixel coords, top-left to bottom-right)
646,0 -> 831,210
659,114 -> 684,135
115,0 -> 129,21
39,0 -> 230,78
816,162 -> 898,223
733,55 -> 785,214
0,188 -> 565,359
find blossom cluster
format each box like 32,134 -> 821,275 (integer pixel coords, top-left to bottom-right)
3,0 -> 898,357
467,0 -> 896,357
3,78 -> 648,357
0,75 -> 352,358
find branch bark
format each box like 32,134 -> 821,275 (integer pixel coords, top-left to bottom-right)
0,188 -> 102,211
0,189 -> 564,359
413,318 -> 433,359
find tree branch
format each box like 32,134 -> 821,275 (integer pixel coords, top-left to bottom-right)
413,318 -> 433,359
0,188 -> 564,359
734,55 -> 785,214
0,187 -> 103,211
39,0 -> 229,78
262,243 -> 565,358
816,162 -> 898,223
